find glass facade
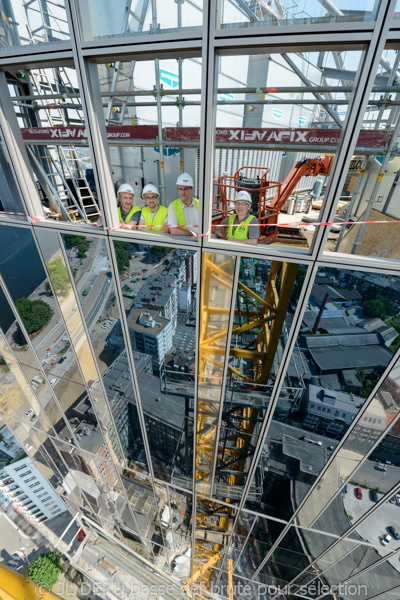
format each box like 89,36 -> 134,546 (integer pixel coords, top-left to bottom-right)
0,2 -> 400,600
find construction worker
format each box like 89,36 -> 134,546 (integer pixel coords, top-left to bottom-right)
167,172 -> 199,237
117,183 -> 142,230
221,190 -> 259,244
138,184 -> 169,233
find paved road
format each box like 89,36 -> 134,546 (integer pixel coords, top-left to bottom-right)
0,503 -> 79,574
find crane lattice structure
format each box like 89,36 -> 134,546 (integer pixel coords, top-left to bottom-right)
185,254 -> 298,597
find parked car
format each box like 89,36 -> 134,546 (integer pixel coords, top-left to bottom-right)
387,526 -> 400,540
355,487 -> 363,500
29,414 -> 37,422
58,356 -> 67,364
396,494 -> 400,507
381,534 -> 392,546
375,464 -> 387,472
24,409 -> 33,418
370,490 -> 378,502
49,378 -> 56,386
389,496 -> 396,504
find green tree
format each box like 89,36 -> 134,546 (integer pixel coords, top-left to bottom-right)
114,241 -> 130,274
15,298 -> 53,335
362,296 -> 396,320
28,552 -> 62,590
44,281 -> 53,295
46,257 -> 71,294
63,234 -> 90,259
149,246 -> 171,259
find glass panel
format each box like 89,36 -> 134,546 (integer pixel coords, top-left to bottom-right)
217,0 -> 380,29
0,138 -> 27,217
0,0 -> 70,51
113,240 -> 197,483
245,265 -> 399,521
327,47 -> 400,259
34,229 -> 128,464
252,525 -> 339,588
96,55 -> 202,237
340,558 -> 400,600
77,0 -> 203,42
231,513 -> 286,578
214,258 -> 305,502
298,359 -> 400,531
9,66 -> 100,226
211,48 -> 366,250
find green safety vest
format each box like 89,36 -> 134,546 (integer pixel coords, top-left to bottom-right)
141,205 -> 168,230
228,214 -> 254,240
171,198 -> 199,227
118,205 -> 141,224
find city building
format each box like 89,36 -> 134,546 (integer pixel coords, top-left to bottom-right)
0,458 -> 66,522
127,309 -> 173,374
0,2 -> 400,600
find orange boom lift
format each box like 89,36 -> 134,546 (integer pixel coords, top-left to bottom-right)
212,155 -> 332,243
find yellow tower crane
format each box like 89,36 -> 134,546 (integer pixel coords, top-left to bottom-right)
185,253 -> 298,598
0,563 -> 64,600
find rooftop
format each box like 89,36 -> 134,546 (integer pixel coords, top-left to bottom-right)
127,308 -> 170,335
133,274 -> 177,308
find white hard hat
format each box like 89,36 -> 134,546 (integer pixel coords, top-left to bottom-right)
176,172 -> 194,187
117,183 -> 134,196
142,184 -> 159,198
234,190 -> 252,203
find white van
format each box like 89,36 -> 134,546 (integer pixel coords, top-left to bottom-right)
303,437 -> 323,447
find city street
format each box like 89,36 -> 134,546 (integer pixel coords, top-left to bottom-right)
0,501 -> 79,575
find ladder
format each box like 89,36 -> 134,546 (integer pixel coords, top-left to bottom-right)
105,0 -> 150,125
25,66 -> 100,222
23,0 -> 69,44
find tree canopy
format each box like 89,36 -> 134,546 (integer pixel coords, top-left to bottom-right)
28,552 -> 62,590
16,297 -> 52,335
46,257 -> 71,294
114,241 -> 130,274
362,296 -> 396,320
63,234 -> 90,259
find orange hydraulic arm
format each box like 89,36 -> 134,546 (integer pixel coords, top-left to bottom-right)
269,155 -> 332,212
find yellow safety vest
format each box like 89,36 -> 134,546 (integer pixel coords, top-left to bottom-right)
141,205 -> 168,230
228,214 -> 254,240
171,198 -> 199,227
118,205 -> 141,224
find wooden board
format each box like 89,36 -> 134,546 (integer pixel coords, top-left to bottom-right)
335,208 -> 400,258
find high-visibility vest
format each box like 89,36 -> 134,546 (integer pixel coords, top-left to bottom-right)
227,214 -> 254,240
171,198 -> 199,227
118,205 -> 141,223
141,205 -> 168,230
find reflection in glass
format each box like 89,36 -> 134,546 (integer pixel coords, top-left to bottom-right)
10,64 -> 99,225
77,0 -> 203,41
211,49 -> 364,250
96,56 -> 202,234
113,241 -> 197,482
245,265 -> 399,522
0,0 -> 70,51
217,0 -> 380,28
328,47 -> 400,259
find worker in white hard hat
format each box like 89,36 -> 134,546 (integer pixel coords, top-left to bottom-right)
117,183 -> 142,230
221,190 -> 259,244
167,172 -> 199,237
138,184 -> 169,233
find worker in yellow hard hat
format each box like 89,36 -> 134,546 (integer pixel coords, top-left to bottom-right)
221,191 -> 259,244
138,184 -> 169,233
